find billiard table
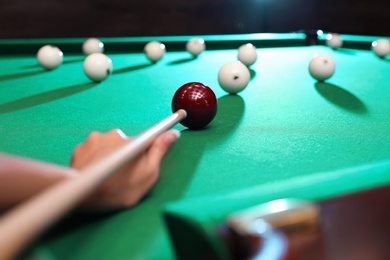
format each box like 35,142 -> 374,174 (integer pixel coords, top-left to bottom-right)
1,33 -> 390,260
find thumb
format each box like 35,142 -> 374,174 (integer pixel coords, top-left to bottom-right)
146,130 -> 180,165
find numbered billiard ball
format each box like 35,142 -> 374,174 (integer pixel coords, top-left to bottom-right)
83,53 -> 112,82
186,38 -> 206,56
144,41 -> 166,62
238,43 -> 257,66
218,61 -> 250,94
172,82 -> 217,129
372,39 -> 390,58
309,54 -> 335,82
82,38 -> 104,55
37,45 -> 63,70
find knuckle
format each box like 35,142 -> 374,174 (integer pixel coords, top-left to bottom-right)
87,131 -> 102,141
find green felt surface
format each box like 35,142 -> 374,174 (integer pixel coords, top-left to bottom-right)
1,34 -> 390,259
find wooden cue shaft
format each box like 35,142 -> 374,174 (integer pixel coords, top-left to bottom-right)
0,109 -> 187,260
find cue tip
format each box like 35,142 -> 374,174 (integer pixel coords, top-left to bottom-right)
176,109 -> 187,119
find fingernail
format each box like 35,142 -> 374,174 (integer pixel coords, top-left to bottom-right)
165,130 -> 181,145
170,129 -> 181,138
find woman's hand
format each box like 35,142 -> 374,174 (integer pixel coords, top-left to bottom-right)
71,129 -> 179,212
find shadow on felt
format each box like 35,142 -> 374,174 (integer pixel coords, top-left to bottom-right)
0,82 -> 98,114
112,63 -> 154,75
0,70 -> 47,82
315,82 -> 368,114
168,56 -> 197,65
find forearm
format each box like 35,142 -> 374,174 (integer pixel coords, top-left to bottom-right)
0,153 -> 78,211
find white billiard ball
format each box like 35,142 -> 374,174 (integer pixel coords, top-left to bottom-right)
218,61 -> 250,94
237,43 -> 257,66
37,45 -> 63,70
186,38 -> 206,56
82,38 -> 104,55
309,54 -> 335,82
326,33 -> 343,49
83,53 -> 112,82
372,39 -> 390,58
144,41 -> 166,62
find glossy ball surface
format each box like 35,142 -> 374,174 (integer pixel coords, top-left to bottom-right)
237,43 -> 257,66
83,53 -> 113,82
82,38 -> 104,55
37,45 -> 63,70
372,39 -> 390,58
172,82 -> 217,129
309,54 -> 335,81
144,41 -> 166,62
218,61 -> 250,94
326,33 -> 343,49
186,38 -> 206,56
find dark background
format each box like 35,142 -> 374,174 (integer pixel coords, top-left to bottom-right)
0,0 -> 389,39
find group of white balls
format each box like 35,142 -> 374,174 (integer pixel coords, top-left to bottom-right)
143,38 -> 256,95
324,33 -> 390,59
36,37 -> 209,83
308,33 -> 390,82
143,37 -> 207,63
37,34 -> 389,86
217,43 -> 257,94
37,38 -> 112,82
143,38 -> 256,94
219,34 -> 390,93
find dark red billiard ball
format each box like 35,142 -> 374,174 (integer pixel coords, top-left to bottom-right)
172,82 -> 217,129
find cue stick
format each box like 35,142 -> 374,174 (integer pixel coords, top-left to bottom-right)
0,109 -> 187,260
